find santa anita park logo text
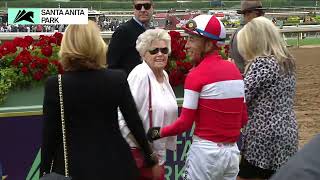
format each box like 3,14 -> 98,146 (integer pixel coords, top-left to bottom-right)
8,8 -> 88,25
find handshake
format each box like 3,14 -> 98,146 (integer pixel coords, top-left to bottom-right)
147,127 -> 162,142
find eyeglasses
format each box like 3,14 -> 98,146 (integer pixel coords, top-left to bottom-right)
148,47 -> 169,55
134,3 -> 152,10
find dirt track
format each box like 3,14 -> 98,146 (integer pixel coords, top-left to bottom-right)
290,47 -> 320,147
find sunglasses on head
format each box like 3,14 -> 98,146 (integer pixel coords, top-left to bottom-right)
148,47 -> 169,55
134,3 -> 152,10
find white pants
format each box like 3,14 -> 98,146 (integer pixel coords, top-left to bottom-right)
183,136 -> 240,180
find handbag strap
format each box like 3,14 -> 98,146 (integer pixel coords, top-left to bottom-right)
58,74 -> 70,177
147,76 -> 152,128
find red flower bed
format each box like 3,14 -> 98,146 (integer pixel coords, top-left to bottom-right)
0,32 -> 64,85
167,31 -> 192,87
0,32 -> 65,104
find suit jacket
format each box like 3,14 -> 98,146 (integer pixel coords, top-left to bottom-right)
40,69 -> 153,180
229,27 -> 245,73
107,18 -> 145,76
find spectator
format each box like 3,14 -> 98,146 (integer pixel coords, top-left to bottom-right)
119,28 -> 178,180
237,16 -> 298,180
148,15 -> 247,180
229,0 -> 265,73
40,20 -> 161,179
107,0 -> 154,76
270,134 -> 320,180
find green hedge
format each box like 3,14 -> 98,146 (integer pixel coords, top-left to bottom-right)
0,68 -> 17,105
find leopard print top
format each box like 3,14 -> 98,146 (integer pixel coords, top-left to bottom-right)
242,56 -> 298,170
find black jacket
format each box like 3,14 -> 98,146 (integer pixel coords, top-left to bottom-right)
107,18 -> 145,76
40,69 -> 153,180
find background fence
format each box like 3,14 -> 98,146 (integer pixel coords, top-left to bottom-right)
1,26 -> 320,47
0,1 -> 319,10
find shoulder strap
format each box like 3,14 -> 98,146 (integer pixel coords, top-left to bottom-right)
58,74 -> 70,177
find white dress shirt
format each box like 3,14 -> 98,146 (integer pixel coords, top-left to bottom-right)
118,61 -> 178,165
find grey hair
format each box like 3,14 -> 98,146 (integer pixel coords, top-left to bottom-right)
136,29 -> 171,57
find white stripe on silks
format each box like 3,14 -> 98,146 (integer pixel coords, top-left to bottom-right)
183,89 -> 200,110
200,80 -> 245,99
218,19 -> 226,39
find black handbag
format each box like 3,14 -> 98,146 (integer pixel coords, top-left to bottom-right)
40,172 -> 71,180
40,74 -> 72,180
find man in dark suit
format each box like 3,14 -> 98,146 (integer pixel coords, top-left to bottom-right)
107,0 -> 154,76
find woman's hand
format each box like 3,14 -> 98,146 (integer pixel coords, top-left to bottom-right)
147,127 -> 161,142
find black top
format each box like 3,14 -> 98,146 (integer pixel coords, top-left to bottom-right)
40,69 -> 154,180
107,18 -> 145,76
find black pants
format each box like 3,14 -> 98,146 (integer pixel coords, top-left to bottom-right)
238,157 -> 275,179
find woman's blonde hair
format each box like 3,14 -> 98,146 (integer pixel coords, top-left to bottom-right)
59,20 -> 107,71
136,29 -> 171,57
237,16 -> 295,73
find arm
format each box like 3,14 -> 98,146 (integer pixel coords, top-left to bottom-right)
160,73 -> 202,137
228,29 -> 237,60
107,27 -> 129,69
160,90 -> 199,137
244,57 -> 278,103
118,71 -> 147,138
40,77 -> 61,176
229,29 -> 245,73
241,101 -> 248,128
118,73 -> 157,166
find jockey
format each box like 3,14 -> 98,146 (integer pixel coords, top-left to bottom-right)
147,15 -> 248,180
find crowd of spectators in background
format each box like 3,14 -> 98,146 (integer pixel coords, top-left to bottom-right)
96,16 -> 130,31
0,23 -> 68,32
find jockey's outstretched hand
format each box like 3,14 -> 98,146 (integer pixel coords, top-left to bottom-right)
147,127 -> 161,142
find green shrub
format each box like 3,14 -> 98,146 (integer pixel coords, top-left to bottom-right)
0,68 -> 17,104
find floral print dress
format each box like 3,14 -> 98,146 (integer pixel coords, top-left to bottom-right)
242,56 -> 298,170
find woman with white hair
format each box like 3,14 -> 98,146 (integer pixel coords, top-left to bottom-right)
237,16 -> 298,180
118,29 -> 178,180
